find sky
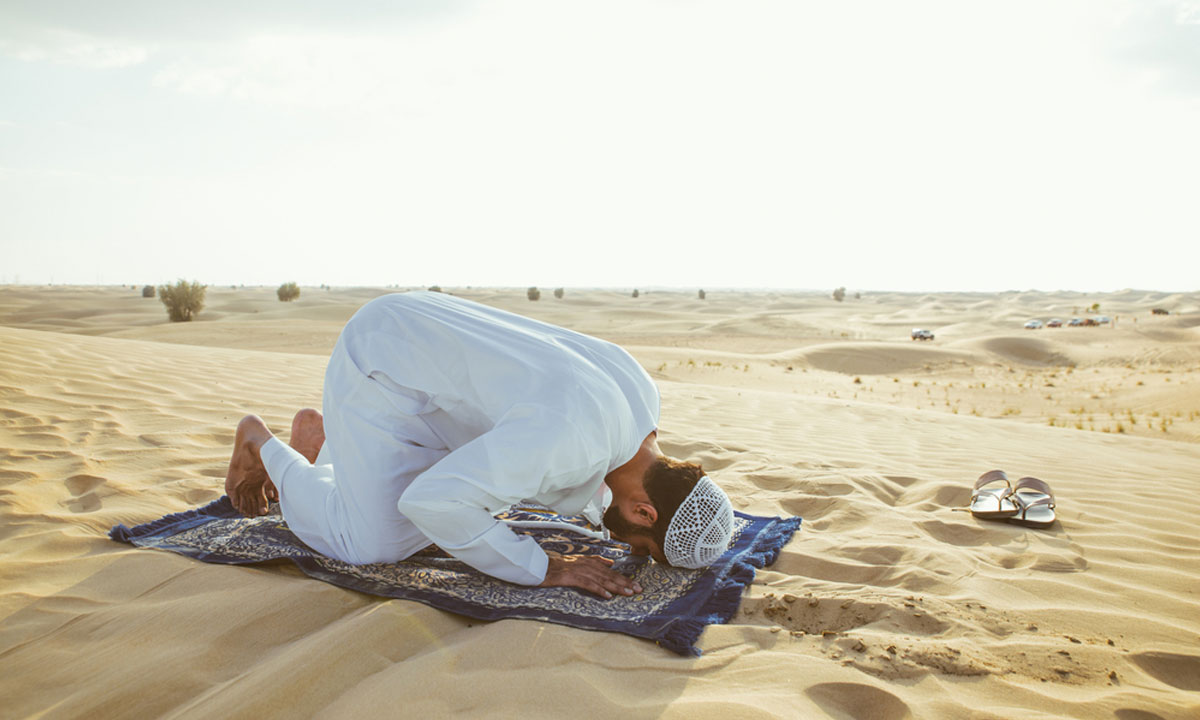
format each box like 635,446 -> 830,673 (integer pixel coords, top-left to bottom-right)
1,0 -> 1198,292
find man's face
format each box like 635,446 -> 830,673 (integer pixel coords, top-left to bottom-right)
603,504 -> 666,564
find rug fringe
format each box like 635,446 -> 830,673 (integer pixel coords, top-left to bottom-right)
109,496 -> 237,543
658,515 -> 802,655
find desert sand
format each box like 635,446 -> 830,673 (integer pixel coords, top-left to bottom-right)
1,284 -> 1198,719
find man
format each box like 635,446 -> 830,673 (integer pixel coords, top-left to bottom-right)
224,291 -> 734,599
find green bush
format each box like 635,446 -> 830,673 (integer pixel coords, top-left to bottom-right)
554,287 -> 564,299
698,289 -> 706,300
428,285 -> 442,293
632,289 -> 640,298
527,286 -> 541,301
277,282 -> 300,302
158,279 -> 206,322
832,287 -> 846,302
142,285 -> 155,298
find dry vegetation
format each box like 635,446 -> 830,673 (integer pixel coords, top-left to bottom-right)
157,279 -> 206,322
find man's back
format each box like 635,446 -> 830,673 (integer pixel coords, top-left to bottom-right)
339,291 -> 660,474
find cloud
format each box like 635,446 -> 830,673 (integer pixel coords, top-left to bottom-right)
0,0 -> 472,72
0,1 -> 473,44
1106,0 -> 1200,96
149,34 -> 419,108
0,27 -> 149,68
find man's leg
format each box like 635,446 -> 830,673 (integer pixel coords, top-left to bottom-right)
289,407 -> 325,463
223,408 -> 325,516
250,339 -> 449,565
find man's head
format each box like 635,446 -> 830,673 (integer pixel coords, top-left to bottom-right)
604,456 -> 734,568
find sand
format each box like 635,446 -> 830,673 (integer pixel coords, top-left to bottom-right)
1,284 -> 1198,719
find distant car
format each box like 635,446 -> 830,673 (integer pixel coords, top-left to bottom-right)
1024,320 -> 1044,329
911,328 -> 934,341
1152,308 -> 1169,315
1047,318 -> 1063,328
1068,318 -> 1082,326
1082,318 -> 1099,327
1095,316 -> 1111,324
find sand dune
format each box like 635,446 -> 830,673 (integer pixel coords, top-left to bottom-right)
2,285 -> 1199,719
789,342 -> 974,376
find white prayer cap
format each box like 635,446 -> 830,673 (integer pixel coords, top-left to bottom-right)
663,475 -> 734,569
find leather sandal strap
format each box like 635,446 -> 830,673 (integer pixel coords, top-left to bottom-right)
1017,495 -> 1056,521
1014,476 -> 1054,502
1018,495 -> 1055,511
974,470 -> 1011,493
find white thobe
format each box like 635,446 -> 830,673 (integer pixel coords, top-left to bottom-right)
258,291 -> 660,585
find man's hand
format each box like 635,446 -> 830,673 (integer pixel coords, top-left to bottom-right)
539,555 -> 642,599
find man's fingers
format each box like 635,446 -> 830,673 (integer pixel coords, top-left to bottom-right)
541,555 -> 643,599
579,562 -> 638,598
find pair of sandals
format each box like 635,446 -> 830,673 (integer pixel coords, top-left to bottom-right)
968,470 -> 1057,528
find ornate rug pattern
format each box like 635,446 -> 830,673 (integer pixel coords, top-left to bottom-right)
110,497 -> 800,655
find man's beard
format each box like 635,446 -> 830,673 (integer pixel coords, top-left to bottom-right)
603,503 -> 642,540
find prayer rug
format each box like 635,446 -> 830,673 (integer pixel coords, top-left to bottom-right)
109,498 -> 800,655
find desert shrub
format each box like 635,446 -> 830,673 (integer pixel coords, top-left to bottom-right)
632,289 -> 640,298
428,285 -> 442,293
158,279 -> 206,322
141,285 -> 155,298
698,289 -> 706,300
832,287 -> 846,302
277,282 -> 300,302
527,286 -> 541,301
554,287 -> 564,299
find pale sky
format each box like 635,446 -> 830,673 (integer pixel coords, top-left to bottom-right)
2,1 -> 1198,292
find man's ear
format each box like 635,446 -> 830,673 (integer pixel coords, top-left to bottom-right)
632,501 -> 658,528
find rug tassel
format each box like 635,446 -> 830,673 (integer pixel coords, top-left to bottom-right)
109,496 -> 237,543
658,515 -> 802,655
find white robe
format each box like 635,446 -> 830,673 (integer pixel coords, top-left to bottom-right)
258,291 -> 660,585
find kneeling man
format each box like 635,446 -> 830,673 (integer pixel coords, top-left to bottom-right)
225,291 -> 734,598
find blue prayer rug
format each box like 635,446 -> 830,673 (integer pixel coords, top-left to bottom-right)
109,498 -> 800,656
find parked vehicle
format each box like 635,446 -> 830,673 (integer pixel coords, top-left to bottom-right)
1096,316 -> 1111,324
1068,318 -> 1083,326
1152,308 -> 1169,315
911,328 -> 935,341
1024,319 -> 1044,329
1047,318 -> 1063,328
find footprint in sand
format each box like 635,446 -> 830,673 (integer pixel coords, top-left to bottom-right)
184,488 -> 220,505
63,474 -> 105,513
805,682 -> 912,720
65,474 -> 106,496
1129,651 -> 1200,692
752,593 -> 950,636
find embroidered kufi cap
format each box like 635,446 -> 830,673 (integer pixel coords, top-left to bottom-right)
663,475 -> 733,568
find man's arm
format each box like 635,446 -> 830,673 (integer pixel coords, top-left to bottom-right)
398,482 -> 640,597
396,411 -> 639,597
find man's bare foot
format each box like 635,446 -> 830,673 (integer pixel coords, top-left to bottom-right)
289,408 -> 325,464
224,414 -> 275,517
